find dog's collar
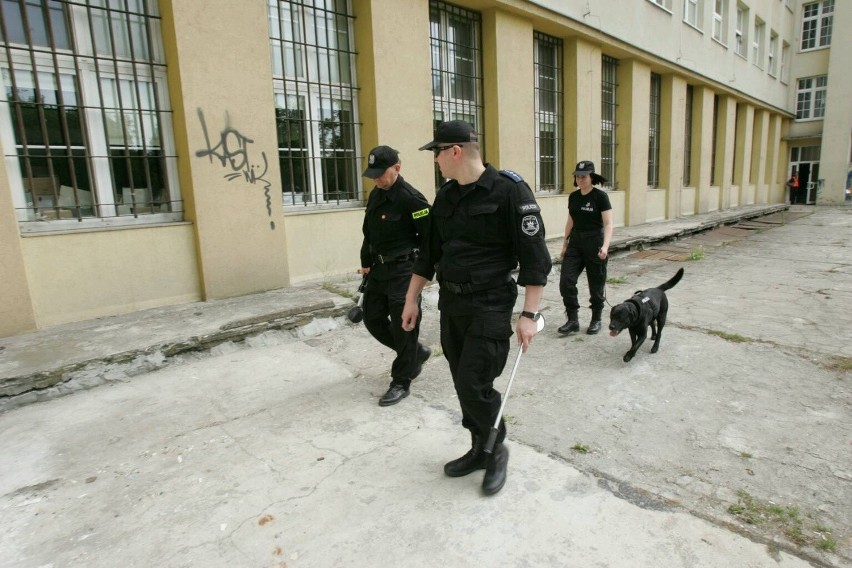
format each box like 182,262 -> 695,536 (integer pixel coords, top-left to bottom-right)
626,293 -> 648,311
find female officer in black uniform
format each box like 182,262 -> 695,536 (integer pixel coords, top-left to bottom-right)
402,121 -> 551,496
558,160 -> 613,335
359,146 -> 432,407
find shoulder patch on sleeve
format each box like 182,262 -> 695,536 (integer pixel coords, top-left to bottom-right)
517,201 -> 541,214
499,169 -> 524,183
412,208 -> 429,219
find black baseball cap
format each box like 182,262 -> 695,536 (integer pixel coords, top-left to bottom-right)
418,120 -> 479,151
362,145 -> 400,178
572,160 -> 607,186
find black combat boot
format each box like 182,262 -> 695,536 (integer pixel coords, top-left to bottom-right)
444,433 -> 488,477
587,308 -> 603,335
481,443 -> 509,496
558,310 -> 580,335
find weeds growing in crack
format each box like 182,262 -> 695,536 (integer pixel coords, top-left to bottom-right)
727,490 -> 837,553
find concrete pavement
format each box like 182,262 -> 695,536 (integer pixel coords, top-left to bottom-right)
1,203 -> 850,568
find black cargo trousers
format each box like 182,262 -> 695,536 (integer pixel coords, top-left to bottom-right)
363,258 -> 422,389
559,229 -> 608,313
438,281 -> 517,445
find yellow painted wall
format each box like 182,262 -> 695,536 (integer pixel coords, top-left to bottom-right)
161,0 -> 289,299
483,10 -> 535,170
0,155 -> 36,336
617,59 -> 651,225
21,224 -> 199,328
283,209 -> 364,285
565,39 -> 602,167
353,0 -> 436,199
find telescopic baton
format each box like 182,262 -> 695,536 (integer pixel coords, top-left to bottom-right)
484,313 -> 546,454
346,274 -> 368,324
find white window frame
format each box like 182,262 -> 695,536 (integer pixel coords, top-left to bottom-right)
800,0 -> 834,51
1,1 -> 181,231
795,75 -> 828,121
780,41 -> 790,84
648,0 -> 673,11
735,5 -> 748,58
752,17 -> 765,68
712,0 -> 728,43
269,0 -> 361,207
684,0 -> 703,29
768,32 -> 778,77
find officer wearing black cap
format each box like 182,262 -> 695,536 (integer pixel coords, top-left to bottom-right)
557,160 -> 613,335
401,121 -> 551,496
359,145 -> 432,407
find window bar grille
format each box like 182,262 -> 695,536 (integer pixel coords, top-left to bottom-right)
711,95 -> 719,186
428,0 -> 483,187
2,0 -> 178,223
683,84 -> 693,186
274,0 -> 358,207
19,1 -> 63,219
648,72 -> 661,188
533,31 -> 563,193
42,0 -> 85,219
601,54 -> 618,188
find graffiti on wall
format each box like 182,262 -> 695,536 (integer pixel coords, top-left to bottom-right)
195,109 -> 275,229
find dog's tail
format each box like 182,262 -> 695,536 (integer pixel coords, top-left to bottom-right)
657,267 -> 684,291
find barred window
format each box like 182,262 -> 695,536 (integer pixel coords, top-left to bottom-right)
648,73 -> 661,188
683,85 -> 693,186
269,0 -> 359,206
796,76 -> 827,120
428,0 -> 483,187
601,55 -> 618,188
801,0 -> 833,51
533,32 -> 562,193
711,95 -> 719,186
0,0 -> 180,231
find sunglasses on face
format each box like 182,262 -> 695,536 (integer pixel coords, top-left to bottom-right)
432,144 -> 456,156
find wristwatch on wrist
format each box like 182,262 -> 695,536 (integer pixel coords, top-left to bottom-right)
520,311 -> 541,321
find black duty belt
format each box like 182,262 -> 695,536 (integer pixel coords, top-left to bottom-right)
441,276 -> 513,295
374,251 -> 416,264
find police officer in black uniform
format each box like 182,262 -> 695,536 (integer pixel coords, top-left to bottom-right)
402,121 -> 551,496
359,146 -> 432,407
558,160 -> 613,335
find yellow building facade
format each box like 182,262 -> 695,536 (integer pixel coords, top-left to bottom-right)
0,0 -> 847,337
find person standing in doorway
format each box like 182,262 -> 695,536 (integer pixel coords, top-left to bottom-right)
402,120 -> 552,496
786,170 -> 799,204
359,145 -> 432,407
558,160 -> 613,336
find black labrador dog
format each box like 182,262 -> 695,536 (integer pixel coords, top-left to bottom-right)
608,268 -> 684,362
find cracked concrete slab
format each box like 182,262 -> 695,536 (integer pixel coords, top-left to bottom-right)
0,341 -> 818,568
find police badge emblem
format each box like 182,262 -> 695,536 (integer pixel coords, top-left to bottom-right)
521,215 -> 540,236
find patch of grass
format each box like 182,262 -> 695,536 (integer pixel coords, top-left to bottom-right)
686,247 -> 705,261
607,276 -> 628,284
321,281 -> 356,300
708,329 -> 750,343
571,443 -> 589,454
823,355 -> 852,373
727,490 -> 837,553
